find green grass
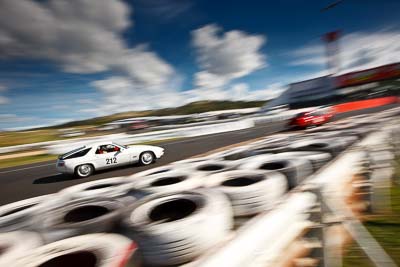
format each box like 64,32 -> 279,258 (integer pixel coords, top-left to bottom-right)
0,130 -> 59,147
343,157 -> 400,266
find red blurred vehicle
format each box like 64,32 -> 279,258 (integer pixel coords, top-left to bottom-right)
290,108 -> 334,129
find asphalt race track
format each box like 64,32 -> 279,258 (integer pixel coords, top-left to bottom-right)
0,104 -> 397,205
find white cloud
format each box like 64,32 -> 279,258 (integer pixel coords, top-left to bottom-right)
181,82 -> 286,103
0,85 -> 8,104
89,76 -> 185,115
0,96 -> 9,105
192,24 -> 266,89
0,114 -> 34,123
290,30 -> 400,74
0,0 -> 175,90
76,99 -> 95,105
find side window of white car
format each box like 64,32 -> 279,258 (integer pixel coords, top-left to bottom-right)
96,144 -> 121,154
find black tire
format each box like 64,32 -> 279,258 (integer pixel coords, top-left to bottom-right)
139,151 -> 155,165
74,164 -> 94,178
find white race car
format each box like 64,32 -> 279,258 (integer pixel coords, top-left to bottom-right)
56,141 -> 165,178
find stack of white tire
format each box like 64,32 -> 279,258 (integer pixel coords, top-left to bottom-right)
13,233 -> 136,267
0,113 -> 390,266
204,170 -> 287,227
122,189 -> 233,266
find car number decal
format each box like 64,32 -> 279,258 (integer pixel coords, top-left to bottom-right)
106,157 -> 117,164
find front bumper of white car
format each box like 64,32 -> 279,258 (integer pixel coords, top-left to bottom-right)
155,148 -> 165,159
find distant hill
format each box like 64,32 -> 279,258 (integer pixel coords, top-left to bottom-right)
50,100 -> 268,129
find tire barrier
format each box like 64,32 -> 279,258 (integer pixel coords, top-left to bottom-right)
248,140 -> 291,154
0,231 -> 43,266
307,130 -> 366,139
129,165 -> 180,180
132,170 -> 203,194
239,155 -> 313,189
189,160 -> 237,175
275,151 -> 332,172
171,156 -> 213,167
2,109 -> 399,267
59,177 -> 132,200
248,135 -> 292,147
204,170 -> 287,217
37,198 -> 124,243
288,138 -> 347,157
0,194 -> 56,232
210,146 -> 260,162
122,189 -> 233,266
14,233 -> 136,267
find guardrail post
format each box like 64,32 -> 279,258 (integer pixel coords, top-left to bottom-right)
367,146 -> 395,214
301,184 -> 326,267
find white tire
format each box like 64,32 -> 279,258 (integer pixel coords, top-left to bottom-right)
58,177 -> 132,200
188,160 -> 237,175
14,233 -> 136,267
239,155 -> 313,189
209,146 -> 260,163
0,231 -> 43,266
0,194 -> 55,232
204,170 -> 287,216
248,140 -> 291,154
276,151 -> 332,171
132,170 -> 203,194
288,138 -> 347,156
122,189 -> 233,266
171,156 -> 213,167
36,198 -> 124,243
129,165 -> 181,181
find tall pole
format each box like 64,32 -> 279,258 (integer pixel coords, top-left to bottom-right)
323,31 -> 341,75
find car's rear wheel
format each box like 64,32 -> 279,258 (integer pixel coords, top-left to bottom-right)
139,152 -> 155,165
75,164 -> 94,178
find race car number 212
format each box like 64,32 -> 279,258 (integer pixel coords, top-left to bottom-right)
106,157 -> 117,164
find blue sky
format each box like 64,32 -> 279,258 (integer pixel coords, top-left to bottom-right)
0,0 -> 400,130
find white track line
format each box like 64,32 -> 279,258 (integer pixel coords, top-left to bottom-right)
0,163 -> 54,174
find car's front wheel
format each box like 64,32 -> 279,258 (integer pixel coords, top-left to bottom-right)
139,151 -> 155,165
75,164 -> 94,178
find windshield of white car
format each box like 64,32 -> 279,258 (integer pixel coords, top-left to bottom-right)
59,146 -> 86,160
114,143 -> 127,149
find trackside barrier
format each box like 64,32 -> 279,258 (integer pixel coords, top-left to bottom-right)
191,121 -> 398,267
191,192 -> 317,267
0,110 -> 297,154
334,96 -> 398,113
44,119 -> 255,155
